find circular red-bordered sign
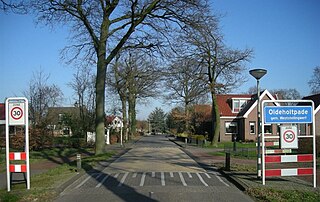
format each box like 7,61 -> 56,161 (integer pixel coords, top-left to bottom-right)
283,129 -> 295,143
10,107 -> 23,120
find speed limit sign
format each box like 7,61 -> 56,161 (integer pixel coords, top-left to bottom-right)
280,126 -> 298,149
8,100 -> 26,125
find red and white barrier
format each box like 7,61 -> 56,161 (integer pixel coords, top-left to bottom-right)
9,164 -> 27,173
9,152 -> 26,160
8,152 -> 28,173
265,154 -> 313,163
265,142 -> 279,147
265,149 -> 292,154
265,168 -> 313,177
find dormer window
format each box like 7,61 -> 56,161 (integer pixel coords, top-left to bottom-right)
232,98 -> 250,113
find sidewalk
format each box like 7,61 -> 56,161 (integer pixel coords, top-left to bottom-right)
171,138 -> 320,192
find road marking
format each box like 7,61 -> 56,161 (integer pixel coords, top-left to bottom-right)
187,172 -> 192,178
140,172 -> 146,186
161,172 -> 165,186
96,174 -> 109,188
204,173 -> 211,179
178,172 -> 187,186
215,174 -> 230,187
118,172 -> 129,187
170,172 -> 174,177
76,173 -> 100,189
132,173 -> 137,178
196,173 -> 208,187
152,172 -> 155,177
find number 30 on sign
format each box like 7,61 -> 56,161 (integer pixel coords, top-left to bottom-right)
280,126 -> 298,149
8,102 -> 26,125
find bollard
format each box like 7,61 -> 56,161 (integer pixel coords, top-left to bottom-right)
149,191 -> 154,199
225,152 -> 230,171
185,137 -> 187,148
77,154 -> 81,170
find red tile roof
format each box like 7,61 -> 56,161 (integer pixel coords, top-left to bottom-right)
0,103 -> 5,120
217,94 -> 254,116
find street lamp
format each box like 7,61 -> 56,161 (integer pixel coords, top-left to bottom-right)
249,68 -> 267,179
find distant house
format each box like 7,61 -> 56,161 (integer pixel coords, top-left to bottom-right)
46,107 -> 80,136
300,93 -> 320,136
193,90 -> 279,142
0,103 -> 5,147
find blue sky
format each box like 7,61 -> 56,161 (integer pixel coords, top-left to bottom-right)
1,0 -> 319,120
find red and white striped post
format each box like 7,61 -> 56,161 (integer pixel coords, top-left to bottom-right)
5,97 -> 30,192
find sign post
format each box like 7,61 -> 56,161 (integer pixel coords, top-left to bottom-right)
5,97 -> 30,192
262,100 -> 316,188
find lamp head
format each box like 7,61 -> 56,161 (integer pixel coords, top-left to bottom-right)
249,69 -> 267,80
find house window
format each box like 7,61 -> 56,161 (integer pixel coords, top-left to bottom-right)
58,113 -> 64,124
250,122 -> 255,134
225,122 -> 238,134
264,124 -> 272,134
232,99 -> 249,113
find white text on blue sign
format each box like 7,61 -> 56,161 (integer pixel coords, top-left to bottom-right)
264,106 -> 312,124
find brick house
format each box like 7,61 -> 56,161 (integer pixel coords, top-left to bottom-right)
0,103 -> 5,147
300,93 -> 320,136
193,89 -> 278,142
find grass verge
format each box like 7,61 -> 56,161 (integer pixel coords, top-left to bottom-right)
0,150 -> 115,202
246,187 -> 320,202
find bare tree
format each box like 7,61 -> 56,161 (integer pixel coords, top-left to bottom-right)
180,13 -> 253,146
24,69 -> 63,128
23,0 -> 209,154
308,66 -> 320,94
109,50 -> 162,139
0,0 -> 26,13
68,65 -> 95,137
164,56 -> 208,132
270,88 -> 301,100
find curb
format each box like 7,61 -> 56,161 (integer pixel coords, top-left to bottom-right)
168,138 -> 184,148
220,170 -> 249,191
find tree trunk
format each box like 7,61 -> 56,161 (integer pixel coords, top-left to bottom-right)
210,92 -> 220,147
128,95 -> 137,139
121,98 -> 128,141
184,102 -> 190,133
95,53 -> 107,155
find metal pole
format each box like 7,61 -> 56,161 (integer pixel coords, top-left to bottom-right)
257,79 -> 261,178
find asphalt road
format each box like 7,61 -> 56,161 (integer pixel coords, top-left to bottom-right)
55,135 -> 254,202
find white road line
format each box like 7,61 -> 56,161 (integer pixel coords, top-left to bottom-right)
196,173 -> 208,187
152,172 -> 155,177
132,173 -> 137,178
140,172 -> 146,186
170,172 -> 174,177
178,172 -> 187,186
204,173 -> 211,179
118,172 -> 129,187
76,173 -> 100,189
96,174 -> 109,188
114,173 -> 120,178
187,172 -> 192,178
161,172 -> 165,186
215,174 -> 230,187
